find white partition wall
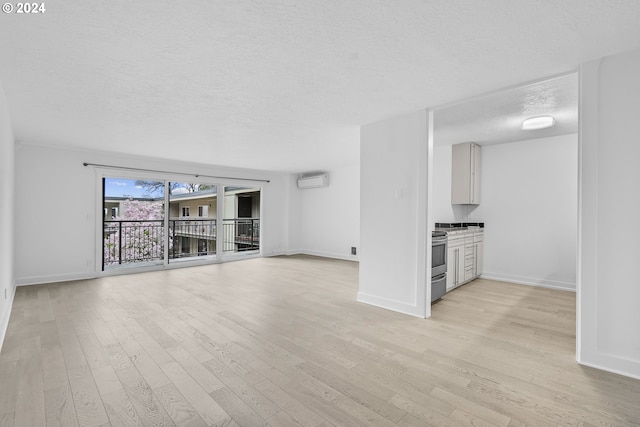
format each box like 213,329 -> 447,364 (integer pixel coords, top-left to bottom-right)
579,48 -> 640,379
0,80 -> 15,350
359,109 -> 429,318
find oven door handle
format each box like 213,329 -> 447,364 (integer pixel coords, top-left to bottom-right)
432,273 -> 446,281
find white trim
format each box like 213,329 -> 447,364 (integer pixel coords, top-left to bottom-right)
0,285 -> 15,353
284,248 -> 302,256
357,292 -> 424,318
220,252 -> 262,263
422,108 -> 434,318
296,249 -> 359,262
480,272 -> 575,291
16,272 -> 97,286
578,359 -> 640,381
576,62 -> 587,363
264,250 -> 289,257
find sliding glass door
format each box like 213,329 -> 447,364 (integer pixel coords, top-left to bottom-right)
102,177 -> 260,271
103,177 -> 166,269
223,186 -> 261,254
168,182 -> 217,262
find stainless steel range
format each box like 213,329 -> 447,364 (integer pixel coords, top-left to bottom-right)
431,231 -> 447,302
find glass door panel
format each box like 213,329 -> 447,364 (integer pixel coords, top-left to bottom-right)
103,177 -> 165,270
223,186 -> 260,253
168,182 -> 217,262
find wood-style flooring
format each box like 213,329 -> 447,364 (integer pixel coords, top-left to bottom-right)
1,255 -> 639,426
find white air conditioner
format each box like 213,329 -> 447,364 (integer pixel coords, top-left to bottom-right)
297,173 -> 329,189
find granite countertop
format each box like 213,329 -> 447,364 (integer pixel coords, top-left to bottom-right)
435,222 -> 484,234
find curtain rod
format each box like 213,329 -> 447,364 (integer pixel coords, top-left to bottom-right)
82,162 -> 271,183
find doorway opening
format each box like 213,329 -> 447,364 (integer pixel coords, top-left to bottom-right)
428,71 -> 579,318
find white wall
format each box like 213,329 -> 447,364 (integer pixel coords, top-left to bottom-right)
432,135 -> 578,290
294,164 -> 360,260
579,48 -> 640,379
287,174 -> 302,254
0,80 -> 15,351
14,143 -> 291,285
359,110 -> 429,317
478,135 -> 578,289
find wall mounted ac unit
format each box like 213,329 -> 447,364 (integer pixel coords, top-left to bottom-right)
297,172 -> 329,189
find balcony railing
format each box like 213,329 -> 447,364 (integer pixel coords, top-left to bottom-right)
103,218 -> 260,266
223,218 -> 260,253
103,220 -> 165,265
170,217 -> 217,259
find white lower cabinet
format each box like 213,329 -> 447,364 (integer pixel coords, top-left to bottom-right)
473,232 -> 483,277
446,230 -> 483,292
446,235 -> 465,291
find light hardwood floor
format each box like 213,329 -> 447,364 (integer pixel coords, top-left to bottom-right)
1,255 -> 639,426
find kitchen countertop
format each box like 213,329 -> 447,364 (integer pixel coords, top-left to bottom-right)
435,227 -> 483,236
435,222 -> 484,235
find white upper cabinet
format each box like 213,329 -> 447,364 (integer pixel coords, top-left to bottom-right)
451,142 -> 481,204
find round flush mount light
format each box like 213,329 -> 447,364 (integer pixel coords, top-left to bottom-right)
522,115 -> 555,130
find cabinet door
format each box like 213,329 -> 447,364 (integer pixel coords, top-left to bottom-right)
446,246 -> 458,290
471,143 -> 481,204
456,247 -> 465,286
451,143 -> 472,204
474,241 -> 483,277
452,142 -> 481,205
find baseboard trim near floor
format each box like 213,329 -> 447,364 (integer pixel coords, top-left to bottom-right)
577,359 -> 640,381
0,284 -> 15,353
290,249 -> 359,262
357,292 -> 423,318
480,272 -> 576,292
15,272 -> 97,286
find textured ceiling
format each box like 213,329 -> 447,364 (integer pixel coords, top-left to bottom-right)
1,1 -> 640,172
434,73 -> 578,146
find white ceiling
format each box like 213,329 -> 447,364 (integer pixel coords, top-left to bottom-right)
434,73 -> 578,146
1,1 -> 640,172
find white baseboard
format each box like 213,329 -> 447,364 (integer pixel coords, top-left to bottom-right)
0,285 -> 15,353
357,292 -> 423,318
481,272 -> 576,292
263,249 -> 289,257
273,249 -> 359,262
298,249 -> 359,262
577,357 -> 640,381
16,272 -> 97,286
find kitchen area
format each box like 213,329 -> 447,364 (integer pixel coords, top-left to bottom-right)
429,73 -> 579,304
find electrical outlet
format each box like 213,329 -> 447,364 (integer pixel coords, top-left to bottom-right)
351,247 -> 357,255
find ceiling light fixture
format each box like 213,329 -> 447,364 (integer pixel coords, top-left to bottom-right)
522,115 -> 555,130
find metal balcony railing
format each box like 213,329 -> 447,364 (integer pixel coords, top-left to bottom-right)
169,218 -> 217,259
223,218 -> 260,253
103,218 -> 260,266
103,219 -> 165,265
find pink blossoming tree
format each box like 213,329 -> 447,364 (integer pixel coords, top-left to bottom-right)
104,199 -> 169,265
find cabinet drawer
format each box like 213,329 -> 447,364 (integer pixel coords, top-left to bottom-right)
474,233 -> 484,243
464,266 -> 474,281
448,237 -> 465,247
465,246 -> 474,255
465,255 -> 474,267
